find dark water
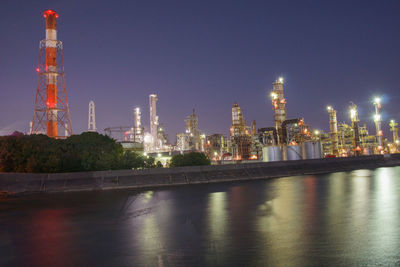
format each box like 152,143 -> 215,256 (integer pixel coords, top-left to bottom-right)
1,167 -> 400,266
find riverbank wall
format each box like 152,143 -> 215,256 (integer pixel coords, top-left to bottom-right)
1,154 -> 400,195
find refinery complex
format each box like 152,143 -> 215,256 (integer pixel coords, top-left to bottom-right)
29,10 -> 399,166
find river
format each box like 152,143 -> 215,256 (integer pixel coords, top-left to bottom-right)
1,167 -> 400,266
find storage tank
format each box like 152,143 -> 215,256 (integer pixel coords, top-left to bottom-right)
262,146 -> 282,162
302,141 -> 322,159
363,147 -> 373,155
287,145 -> 302,160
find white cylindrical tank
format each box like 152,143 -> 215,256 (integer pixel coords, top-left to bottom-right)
302,141 -> 322,159
262,146 -> 282,162
287,145 -> 302,160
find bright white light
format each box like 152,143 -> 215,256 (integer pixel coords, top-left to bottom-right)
374,114 -> 381,122
374,97 -> 381,105
278,77 -> 284,83
350,108 -> 357,119
314,130 -> 320,135
157,153 -> 161,157
270,92 -> 278,99
327,106 -> 332,111
144,133 -> 153,143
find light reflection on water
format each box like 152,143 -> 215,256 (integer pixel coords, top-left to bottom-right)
1,167 -> 400,266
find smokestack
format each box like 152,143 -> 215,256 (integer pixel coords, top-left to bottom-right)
31,10 -> 72,138
44,10 -> 59,137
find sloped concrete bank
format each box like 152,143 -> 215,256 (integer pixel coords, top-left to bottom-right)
1,154 -> 400,196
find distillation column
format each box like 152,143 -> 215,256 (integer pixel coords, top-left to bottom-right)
149,94 -> 159,150
327,106 -> 339,156
390,120 -> 398,147
349,103 -> 361,156
373,98 -> 383,151
270,78 -> 287,144
134,107 -> 143,142
88,100 -> 96,132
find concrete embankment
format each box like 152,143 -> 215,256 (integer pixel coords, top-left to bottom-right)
1,154 -> 400,195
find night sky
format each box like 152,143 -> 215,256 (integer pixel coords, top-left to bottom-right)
1,0 -> 400,141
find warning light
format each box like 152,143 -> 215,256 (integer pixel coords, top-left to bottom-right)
43,10 -> 58,18
36,67 -> 40,72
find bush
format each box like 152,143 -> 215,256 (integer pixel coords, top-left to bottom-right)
0,132 -> 155,173
170,152 -> 211,167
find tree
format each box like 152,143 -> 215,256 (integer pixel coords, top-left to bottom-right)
156,161 -> 163,168
170,152 -> 211,167
0,132 -> 155,173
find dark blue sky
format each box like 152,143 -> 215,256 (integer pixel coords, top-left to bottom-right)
1,0 -> 400,140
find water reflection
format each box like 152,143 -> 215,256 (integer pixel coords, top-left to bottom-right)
256,177 -> 307,265
206,192 -> 228,265
371,167 -> 400,261
125,190 -> 168,266
1,168 -> 400,266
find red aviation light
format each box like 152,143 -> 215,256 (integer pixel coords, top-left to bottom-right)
36,67 -> 40,72
43,9 -> 58,18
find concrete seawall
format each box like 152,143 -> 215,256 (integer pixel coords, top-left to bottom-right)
1,154 -> 400,195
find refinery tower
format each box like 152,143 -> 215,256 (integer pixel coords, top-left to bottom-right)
31,10 -> 72,138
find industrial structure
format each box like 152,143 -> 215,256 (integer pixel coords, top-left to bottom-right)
373,97 -> 383,152
271,77 -> 286,144
327,106 -> 339,156
176,109 -> 205,152
230,103 -> 251,160
349,102 -> 361,156
148,94 -> 159,151
31,10 -> 72,138
88,100 -> 96,132
204,134 -> 228,160
133,107 -> 144,143
25,10 -> 400,167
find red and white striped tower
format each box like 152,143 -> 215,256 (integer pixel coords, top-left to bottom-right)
31,9 -> 72,138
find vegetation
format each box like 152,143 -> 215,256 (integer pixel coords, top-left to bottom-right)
0,132 -> 155,173
170,152 -> 211,167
